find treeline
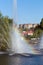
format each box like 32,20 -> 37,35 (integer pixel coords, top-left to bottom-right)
33,18 -> 43,38
0,12 -> 13,51
19,18 -> 43,39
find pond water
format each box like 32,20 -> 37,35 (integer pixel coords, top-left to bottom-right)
0,54 -> 43,65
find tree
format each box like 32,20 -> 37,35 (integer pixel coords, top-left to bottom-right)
0,12 -> 13,51
40,18 -> 43,29
0,12 -> 2,18
8,18 -> 13,26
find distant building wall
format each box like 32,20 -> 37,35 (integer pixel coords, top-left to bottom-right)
19,24 -> 38,29
22,30 -> 33,36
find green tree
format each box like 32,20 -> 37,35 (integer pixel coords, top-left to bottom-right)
40,18 -> 43,29
0,12 -> 13,51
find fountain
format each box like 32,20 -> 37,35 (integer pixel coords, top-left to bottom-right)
11,26 -> 35,53
9,0 -> 42,56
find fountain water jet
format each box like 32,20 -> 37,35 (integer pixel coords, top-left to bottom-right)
11,26 -> 37,54
9,0 -> 41,55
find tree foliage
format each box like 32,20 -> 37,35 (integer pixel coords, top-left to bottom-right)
0,12 -> 13,51
40,18 -> 43,29
33,18 -> 43,38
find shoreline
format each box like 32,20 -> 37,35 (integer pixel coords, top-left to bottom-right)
0,51 -> 43,57
0,51 -> 8,54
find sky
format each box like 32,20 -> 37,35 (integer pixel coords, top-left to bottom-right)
0,0 -> 13,18
0,0 -> 43,24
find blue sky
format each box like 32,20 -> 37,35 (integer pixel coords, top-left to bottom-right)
0,0 -> 43,24
0,0 -> 13,18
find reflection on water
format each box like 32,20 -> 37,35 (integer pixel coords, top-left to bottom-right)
0,55 -> 43,65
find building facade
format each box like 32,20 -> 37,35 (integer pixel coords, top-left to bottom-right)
19,24 -> 38,29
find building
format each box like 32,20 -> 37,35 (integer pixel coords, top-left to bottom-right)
19,24 -> 38,29
28,30 -> 33,35
32,24 -> 38,28
22,30 -> 33,36
27,24 -> 33,29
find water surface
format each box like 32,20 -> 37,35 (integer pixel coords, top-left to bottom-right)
0,54 -> 43,65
